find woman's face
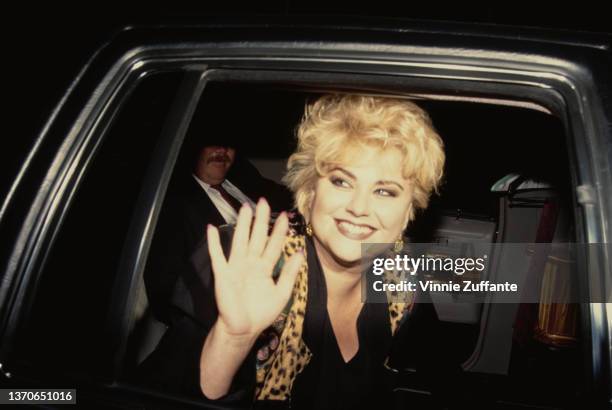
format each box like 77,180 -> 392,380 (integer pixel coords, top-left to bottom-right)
309,145 -> 413,270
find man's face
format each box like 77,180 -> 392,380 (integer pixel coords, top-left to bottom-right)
196,145 -> 236,185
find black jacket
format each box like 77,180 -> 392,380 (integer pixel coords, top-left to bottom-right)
144,158 -> 293,325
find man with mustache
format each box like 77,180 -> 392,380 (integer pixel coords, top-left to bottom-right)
192,145 -> 253,223
144,142 -> 293,326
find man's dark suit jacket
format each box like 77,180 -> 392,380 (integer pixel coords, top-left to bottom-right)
144,158 -> 293,325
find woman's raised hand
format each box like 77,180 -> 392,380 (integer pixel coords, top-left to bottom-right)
206,199 -> 304,340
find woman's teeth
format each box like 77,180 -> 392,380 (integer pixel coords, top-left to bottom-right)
338,221 -> 372,234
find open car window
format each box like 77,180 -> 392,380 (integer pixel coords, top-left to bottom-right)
124,79 -> 582,408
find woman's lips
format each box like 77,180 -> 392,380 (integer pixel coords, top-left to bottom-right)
335,219 -> 376,240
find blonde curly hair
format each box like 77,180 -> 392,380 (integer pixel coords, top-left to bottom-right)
283,94 -> 445,224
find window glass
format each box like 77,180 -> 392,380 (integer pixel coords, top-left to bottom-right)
11,71 -> 184,379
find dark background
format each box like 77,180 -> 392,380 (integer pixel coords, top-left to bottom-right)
8,3 -> 611,146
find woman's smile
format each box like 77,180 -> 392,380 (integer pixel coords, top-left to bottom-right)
334,218 -> 376,240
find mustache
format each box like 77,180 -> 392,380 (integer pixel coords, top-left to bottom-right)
206,153 -> 231,164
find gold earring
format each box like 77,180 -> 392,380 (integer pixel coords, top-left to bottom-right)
394,236 -> 404,253
306,223 -> 313,236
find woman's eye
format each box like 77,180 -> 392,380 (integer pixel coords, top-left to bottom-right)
331,177 -> 351,188
375,188 -> 397,197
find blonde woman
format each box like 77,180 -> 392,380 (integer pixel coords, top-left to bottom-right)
141,94 -> 444,409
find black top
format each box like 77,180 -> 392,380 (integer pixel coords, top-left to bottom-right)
290,237 -> 394,410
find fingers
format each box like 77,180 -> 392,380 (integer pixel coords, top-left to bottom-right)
207,224 -> 227,278
261,212 -> 289,263
276,251 -> 304,301
248,198 -> 271,257
228,204 -> 253,264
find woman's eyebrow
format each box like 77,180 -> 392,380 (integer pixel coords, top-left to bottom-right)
376,180 -> 404,191
331,167 -> 356,180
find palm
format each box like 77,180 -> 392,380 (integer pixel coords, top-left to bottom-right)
207,200 -> 303,338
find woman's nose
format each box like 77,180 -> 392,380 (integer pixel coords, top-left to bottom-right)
346,189 -> 370,217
